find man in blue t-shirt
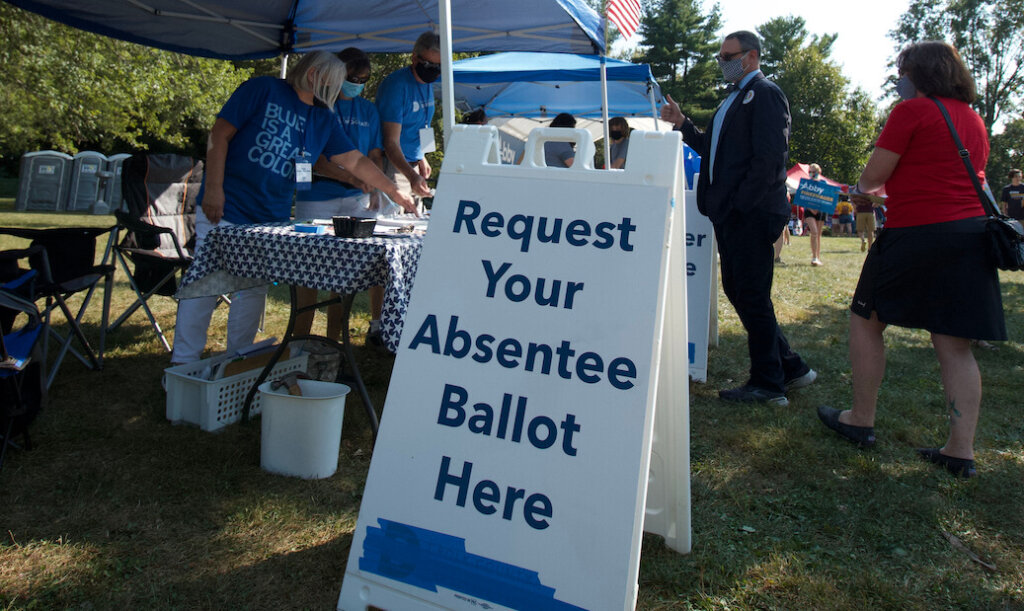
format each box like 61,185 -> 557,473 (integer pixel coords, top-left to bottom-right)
376,31 -> 439,209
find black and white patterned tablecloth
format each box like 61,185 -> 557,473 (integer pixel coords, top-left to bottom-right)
176,223 -> 422,352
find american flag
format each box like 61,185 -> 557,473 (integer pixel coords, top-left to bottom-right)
607,0 -> 641,40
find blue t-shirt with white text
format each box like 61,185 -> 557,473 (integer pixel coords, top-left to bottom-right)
376,67 -> 435,162
200,76 -> 355,223
298,95 -> 383,202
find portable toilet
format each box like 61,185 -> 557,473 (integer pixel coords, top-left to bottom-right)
103,153 -> 132,213
66,151 -> 109,212
15,151 -> 74,211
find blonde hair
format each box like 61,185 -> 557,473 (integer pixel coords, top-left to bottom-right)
809,163 -> 822,174
287,50 -> 347,108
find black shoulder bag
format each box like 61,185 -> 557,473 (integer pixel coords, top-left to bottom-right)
930,96 -> 1024,271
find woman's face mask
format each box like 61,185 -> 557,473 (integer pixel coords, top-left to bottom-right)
341,79 -> 365,99
609,130 -> 624,140
896,75 -> 918,100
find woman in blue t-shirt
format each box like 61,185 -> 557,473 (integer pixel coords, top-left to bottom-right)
171,51 -> 416,365
293,47 -> 391,347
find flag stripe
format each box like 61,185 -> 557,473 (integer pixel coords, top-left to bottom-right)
607,0 -> 641,40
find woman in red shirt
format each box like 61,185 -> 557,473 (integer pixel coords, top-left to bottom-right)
817,41 -> 1005,478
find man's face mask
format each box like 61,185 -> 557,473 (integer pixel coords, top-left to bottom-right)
414,59 -> 441,83
717,49 -> 748,82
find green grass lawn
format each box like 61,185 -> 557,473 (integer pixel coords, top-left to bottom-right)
0,205 -> 1021,610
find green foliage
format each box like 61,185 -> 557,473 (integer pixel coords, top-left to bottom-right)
0,4 -> 253,170
636,0 -> 723,125
891,0 -> 1024,131
989,114 -> 1024,184
758,17 -> 879,183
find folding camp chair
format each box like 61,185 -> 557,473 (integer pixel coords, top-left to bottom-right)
0,248 -> 48,471
107,153 -> 205,351
0,226 -> 116,389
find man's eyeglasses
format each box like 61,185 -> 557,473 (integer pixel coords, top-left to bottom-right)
717,49 -> 748,62
347,74 -> 370,84
417,59 -> 441,70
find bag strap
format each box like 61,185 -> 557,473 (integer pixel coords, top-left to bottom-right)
928,96 -> 1001,218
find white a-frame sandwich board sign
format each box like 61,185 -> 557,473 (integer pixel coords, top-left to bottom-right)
339,125 -> 687,610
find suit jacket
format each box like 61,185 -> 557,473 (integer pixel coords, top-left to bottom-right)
679,72 -> 791,224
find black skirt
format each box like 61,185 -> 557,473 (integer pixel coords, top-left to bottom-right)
850,217 -> 1007,340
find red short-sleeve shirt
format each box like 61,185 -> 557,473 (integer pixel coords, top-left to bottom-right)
875,97 -> 988,228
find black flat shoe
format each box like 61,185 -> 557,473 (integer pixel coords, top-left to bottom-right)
916,448 -> 976,478
817,405 -> 875,448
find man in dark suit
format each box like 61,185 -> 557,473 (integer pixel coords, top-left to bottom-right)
661,30 -> 815,406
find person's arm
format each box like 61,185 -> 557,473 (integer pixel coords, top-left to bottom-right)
381,121 -> 431,196
1000,187 -> 1010,215
331,149 -> 418,214
611,157 -> 626,170
661,93 -> 708,156
856,147 -> 901,193
201,118 -> 238,224
312,155 -> 367,191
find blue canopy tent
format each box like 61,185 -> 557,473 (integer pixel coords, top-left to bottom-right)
449,52 -> 662,119
3,0 -> 606,136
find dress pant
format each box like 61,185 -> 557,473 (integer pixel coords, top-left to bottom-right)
170,210 -> 268,364
713,208 -> 806,392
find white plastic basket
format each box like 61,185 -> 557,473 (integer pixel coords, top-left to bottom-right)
164,352 -> 309,432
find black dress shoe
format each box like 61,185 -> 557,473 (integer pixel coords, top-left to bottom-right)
817,405 -> 875,447
916,448 -> 976,478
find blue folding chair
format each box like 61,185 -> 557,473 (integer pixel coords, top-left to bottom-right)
0,248 -> 47,471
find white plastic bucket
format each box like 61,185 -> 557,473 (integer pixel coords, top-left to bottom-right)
258,380 -> 351,479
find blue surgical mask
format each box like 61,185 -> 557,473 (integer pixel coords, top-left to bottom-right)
341,80 -> 365,99
896,75 -> 917,101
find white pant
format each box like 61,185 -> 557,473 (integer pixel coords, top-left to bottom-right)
294,193 -> 373,220
171,210 -> 267,363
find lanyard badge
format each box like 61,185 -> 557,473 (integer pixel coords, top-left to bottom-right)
294,150 -> 313,191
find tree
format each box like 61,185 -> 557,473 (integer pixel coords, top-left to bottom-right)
988,114 -> 1024,186
758,17 -> 879,183
891,0 -> 1024,132
636,0 -> 723,124
0,4 -> 254,171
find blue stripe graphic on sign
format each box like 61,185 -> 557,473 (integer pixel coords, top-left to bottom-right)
360,518 -> 587,610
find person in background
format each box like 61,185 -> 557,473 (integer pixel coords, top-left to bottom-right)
377,31 -> 438,213
293,47 -> 391,348
803,163 -> 827,266
544,112 -> 578,168
817,41 -> 1005,478
607,116 -> 631,169
1000,168 -> 1023,219
661,30 -> 816,407
171,51 -> 414,365
462,108 -> 488,125
855,190 -> 878,252
835,197 -> 855,236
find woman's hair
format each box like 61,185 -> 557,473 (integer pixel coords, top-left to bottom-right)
337,47 -> 371,76
609,116 -> 629,133
287,50 -> 347,107
808,163 -> 821,174
551,113 -> 576,128
896,41 -> 976,103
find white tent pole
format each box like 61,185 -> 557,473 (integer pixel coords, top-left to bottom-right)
439,0 -> 456,145
279,53 -> 288,78
648,82 -> 661,131
600,3 -> 611,168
